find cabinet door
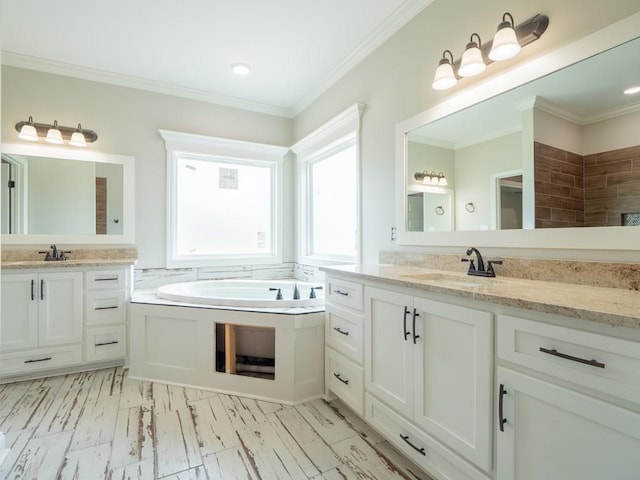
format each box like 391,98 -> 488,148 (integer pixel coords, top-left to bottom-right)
497,367 -> 640,480
364,286 -> 414,418
0,273 -> 38,350
38,272 -> 83,346
413,298 -> 493,472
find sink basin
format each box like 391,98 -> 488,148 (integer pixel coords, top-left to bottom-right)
400,272 -> 496,289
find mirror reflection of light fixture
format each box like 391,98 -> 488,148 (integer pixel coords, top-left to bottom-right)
14,118 -> 98,146
415,170 -> 448,186
489,12 -> 521,61
18,116 -> 39,141
432,50 -> 457,90
46,120 -> 64,144
431,13 -> 549,90
459,33 -> 486,77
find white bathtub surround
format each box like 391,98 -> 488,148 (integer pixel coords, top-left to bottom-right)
129,291 -> 325,404
134,261 -> 327,289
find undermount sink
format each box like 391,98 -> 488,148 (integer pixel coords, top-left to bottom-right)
400,272 -> 498,289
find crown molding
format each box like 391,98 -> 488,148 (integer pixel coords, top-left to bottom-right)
534,96 -> 640,126
289,0 -> 435,117
2,52 -> 291,118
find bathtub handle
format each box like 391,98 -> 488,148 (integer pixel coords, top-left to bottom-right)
310,286 -> 323,299
269,287 -> 283,300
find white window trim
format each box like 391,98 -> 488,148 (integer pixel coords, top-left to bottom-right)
291,103 -> 365,266
160,129 -> 288,268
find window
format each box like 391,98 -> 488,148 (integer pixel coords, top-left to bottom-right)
292,104 -> 364,264
162,131 -> 286,268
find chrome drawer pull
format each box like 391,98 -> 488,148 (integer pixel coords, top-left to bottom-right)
95,340 -> 119,347
539,347 -> 605,369
94,277 -> 119,282
333,373 -> 349,385
333,289 -> 349,296
94,306 -> 119,311
400,434 -> 426,456
333,327 -> 349,336
24,357 -> 52,364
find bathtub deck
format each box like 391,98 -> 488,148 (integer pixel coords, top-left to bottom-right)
0,366 -> 430,479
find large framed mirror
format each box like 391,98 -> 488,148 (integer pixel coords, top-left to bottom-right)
396,13 -> 640,250
1,143 -> 135,245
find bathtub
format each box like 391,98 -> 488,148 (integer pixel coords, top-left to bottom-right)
156,279 -> 325,308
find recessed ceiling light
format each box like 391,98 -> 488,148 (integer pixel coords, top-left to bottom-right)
231,63 -> 251,75
623,86 -> 640,95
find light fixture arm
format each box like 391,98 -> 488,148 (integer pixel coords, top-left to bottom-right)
451,13 -> 549,77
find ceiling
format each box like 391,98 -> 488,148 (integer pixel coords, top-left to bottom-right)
1,0 -> 431,118
410,36 -> 640,148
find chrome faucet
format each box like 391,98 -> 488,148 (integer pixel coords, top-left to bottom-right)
462,247 -> 502,277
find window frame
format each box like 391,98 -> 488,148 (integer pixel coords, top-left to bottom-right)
161,130 -> 287,268
292,103 -> 364,266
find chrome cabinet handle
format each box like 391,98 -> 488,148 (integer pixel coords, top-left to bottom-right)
333,327 -> 349,336
400,434 -> 426,456
333,373 -> 349,385
539,347 -> 605,369
95,340 -> 119,347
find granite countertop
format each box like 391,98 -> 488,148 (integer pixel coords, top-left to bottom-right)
321,264 -> 640,329
1,259 -> 137,269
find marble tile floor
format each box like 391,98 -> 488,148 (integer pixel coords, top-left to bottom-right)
0,367 -> 431,479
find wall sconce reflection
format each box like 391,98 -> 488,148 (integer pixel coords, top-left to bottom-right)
415,170 -> 448,186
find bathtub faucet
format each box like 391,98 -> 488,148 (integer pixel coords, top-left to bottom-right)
269,287 -> 283,300
309,286 -> 323,299
293,283 -> 300,300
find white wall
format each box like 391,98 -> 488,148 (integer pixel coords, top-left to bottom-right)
583,110 -> 640,155
293,0 -> 640,263
1,67 -> 294,268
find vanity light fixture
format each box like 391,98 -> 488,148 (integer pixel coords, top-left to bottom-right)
45,120 -> 64,144
459,33 -> 486,77
69,124 -> 87,147
14,118 -> 98,146
431,13 -> 549,90
489,12 -> 521,61
432,50 -> 457,90
18,116 -> 39,142
415,170 -> 448,186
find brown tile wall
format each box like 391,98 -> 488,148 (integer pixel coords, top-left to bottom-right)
584,145 -> 640,227
534,142 -> 585,228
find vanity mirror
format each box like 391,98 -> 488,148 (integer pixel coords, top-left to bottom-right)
1,143 -> 134,245
396,13 -> 640,251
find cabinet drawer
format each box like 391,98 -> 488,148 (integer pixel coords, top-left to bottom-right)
85,325 -> 126,362
498,315 -> 640,403
326,349 -> 364,415
326,305 -> 363,364
85,269 -> 128,290
365,394 -> 486,480
0,345 -> 82,376
85,291 -> 127,325
326,277 -> 363,312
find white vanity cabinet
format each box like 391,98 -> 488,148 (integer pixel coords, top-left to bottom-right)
0,265 -> 131,379
364,285 -> 493,476
0,271 -> 83,374
324,277 -> 365,414
496,314 -> 640,480
84,269 -> 129,363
